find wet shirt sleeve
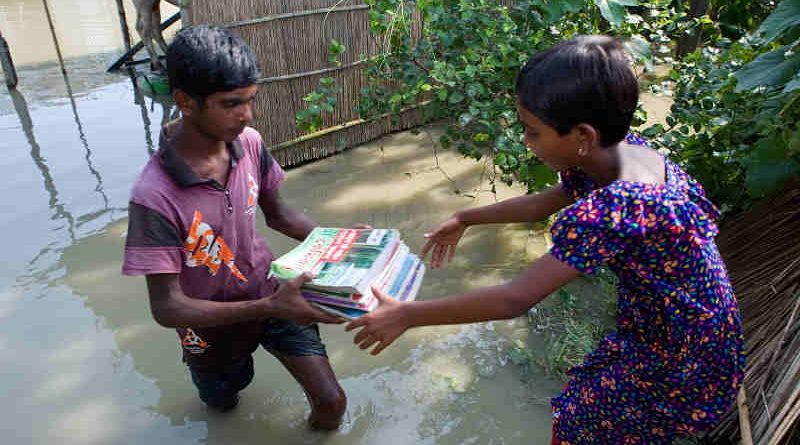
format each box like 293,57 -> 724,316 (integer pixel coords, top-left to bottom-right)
122,202 -> 183,275
549,196 -> 621,275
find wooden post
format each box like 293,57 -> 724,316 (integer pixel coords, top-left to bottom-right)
114,0 -> 132,53
0,28 -> 18,89
738,386 -> 755,445
41,0 -> 66,75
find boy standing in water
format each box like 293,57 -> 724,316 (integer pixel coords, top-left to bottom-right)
348,36 -> 744,443
122,25 -> 346,429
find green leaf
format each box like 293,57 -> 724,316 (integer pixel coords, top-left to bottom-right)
448,91 -> 465,104
542,0 -> 584,24
595,0 -> 638,27
473,132 -> 490,143
743,133 -> 797,197
784,74 -> 800,93
756,0 -> 800,43
734,46 -> 800,91
789,127 -> 800,155
530,163 -> 558,188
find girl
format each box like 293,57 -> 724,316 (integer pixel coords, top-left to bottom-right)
346,35 -> 744,444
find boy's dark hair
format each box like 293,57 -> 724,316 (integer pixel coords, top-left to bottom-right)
166,25 -> 259,101
516,35 -> 638,147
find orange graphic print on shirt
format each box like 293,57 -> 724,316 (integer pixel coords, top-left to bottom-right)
245,173 -> 259,215
184,210 -> 248,281
180,328 -> 210,354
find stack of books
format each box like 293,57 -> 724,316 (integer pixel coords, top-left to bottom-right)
269,228 -> 425,319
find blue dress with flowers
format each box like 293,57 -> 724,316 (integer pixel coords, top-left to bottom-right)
549,134 -> 745,444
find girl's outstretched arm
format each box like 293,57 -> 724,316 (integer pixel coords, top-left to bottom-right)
421,185 -> 572,268
346,254 -> 581,355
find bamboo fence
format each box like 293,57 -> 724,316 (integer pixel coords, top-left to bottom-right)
188,0 -> 424,166
710,186 -> 800,444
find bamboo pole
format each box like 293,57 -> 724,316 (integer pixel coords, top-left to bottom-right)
227,4 -> 369,29
114,0 -> 132,53
270,100 -> 430,153
739,386 -> 755,445
0,28 -> 18,89
256,60 -> 366,84
41,0 -> 66,75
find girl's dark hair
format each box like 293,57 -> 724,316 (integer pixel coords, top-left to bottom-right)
166,25 -> 260,101
515,35 -> 638,147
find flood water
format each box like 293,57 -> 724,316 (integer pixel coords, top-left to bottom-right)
0,3 -> 673,444
0,59 -> 565,444
0,43 -> 568,445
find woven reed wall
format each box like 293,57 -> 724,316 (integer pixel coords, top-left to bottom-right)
710,186 -> 800,445
189,1 -> 425,166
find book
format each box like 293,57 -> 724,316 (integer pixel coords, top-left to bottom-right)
270,227 -> 425,319
270,228 -> 400,302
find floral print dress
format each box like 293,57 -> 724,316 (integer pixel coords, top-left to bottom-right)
549,134 -> 745,444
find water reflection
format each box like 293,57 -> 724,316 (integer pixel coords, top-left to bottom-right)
9,87 -> 76,242
62,67 -> 110,211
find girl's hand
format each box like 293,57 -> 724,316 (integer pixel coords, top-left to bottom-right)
345,286 -> 410,355
420,215 -> 467,269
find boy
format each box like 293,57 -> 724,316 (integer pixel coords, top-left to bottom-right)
122,25 -> 346,430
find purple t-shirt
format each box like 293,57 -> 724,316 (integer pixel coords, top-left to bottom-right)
122,124 -> 285,369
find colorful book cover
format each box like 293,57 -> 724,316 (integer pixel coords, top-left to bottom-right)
270,228 -> 400,298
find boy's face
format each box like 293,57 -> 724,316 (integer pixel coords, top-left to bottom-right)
517,103 -> 579,171
189,85 -> 259,143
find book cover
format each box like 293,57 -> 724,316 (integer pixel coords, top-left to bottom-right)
270,228 -> 400,299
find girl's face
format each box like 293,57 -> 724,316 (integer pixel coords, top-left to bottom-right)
517,103 -> 579,171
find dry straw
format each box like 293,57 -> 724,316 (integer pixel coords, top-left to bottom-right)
710,186 -> 800,444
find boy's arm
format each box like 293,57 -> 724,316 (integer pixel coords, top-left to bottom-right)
346,254 -> 580,354
146,273 -> 342,328
456,184 -> 572,226
258,187 -> 317,241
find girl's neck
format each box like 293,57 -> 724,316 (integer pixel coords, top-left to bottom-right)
579,142 -> 622,187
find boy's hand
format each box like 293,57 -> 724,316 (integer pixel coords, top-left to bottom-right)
352,223 -> 373,229
267,273 -> 343,325
420,215 -> 467,269
345,286 -> 410,355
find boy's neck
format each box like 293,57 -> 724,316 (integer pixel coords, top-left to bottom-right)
170,118 -> 227,161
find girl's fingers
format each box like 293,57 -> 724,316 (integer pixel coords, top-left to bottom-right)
447,244 -> 456,262
432,244 -> 443,268
353,328 -> 371,345
420,238 -> 434,259
345,319 -> 365,331
358,336 -> 380,351
371,341 -> 389,355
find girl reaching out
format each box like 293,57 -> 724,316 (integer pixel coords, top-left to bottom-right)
346,35 -> 744,444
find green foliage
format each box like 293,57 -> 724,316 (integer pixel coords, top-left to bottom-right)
713,0 -> 777,39
645,0 -> 800,211
295,77 -> 340,133
295,39 -> 346,134
328,39 -> 346,66
355,0 -> 658,191
524,270 -> 617,380
296,1 -> 797,211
